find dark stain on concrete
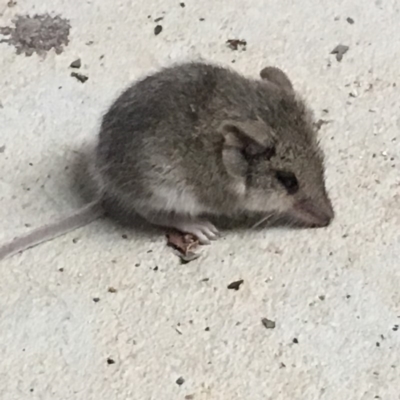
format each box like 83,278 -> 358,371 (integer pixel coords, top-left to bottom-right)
0,14 -> 70,56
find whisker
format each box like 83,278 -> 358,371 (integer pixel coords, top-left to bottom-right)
251,214 -> 273,229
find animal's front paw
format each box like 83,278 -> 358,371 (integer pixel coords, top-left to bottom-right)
173,219 -> 219,245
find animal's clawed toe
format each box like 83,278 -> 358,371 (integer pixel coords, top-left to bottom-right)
173,219 -> 220,245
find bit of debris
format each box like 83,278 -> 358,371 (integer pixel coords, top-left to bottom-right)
106,358 -> 115,365
154,25 -> 163,35
0,145 -> 5,153
71,72 -> 88,83
175,326 -> 183,335
293,338 -> 299,344
331,44 -> 349,62
205,327 -> 210,331
319,295 -> 326,301
261,318 -> 276,329
314,119 -> 331,131
121,234 -> 128,239
92,297 -> 100,303
166,231 -> 200,263
108,287 -> 117,293
70,58 -> 81,68
180,2 -> 185,7
227,280 -> 244,291
346,17 -> 355,24
199,18 -> 205,21
58,268 -> 64,272
154,17 -> 163,22
176,377 -> 185,386
393,325 -> 399,332
72,238 -> 79,244
226,39 -> 247,51
0,14 -> 70,56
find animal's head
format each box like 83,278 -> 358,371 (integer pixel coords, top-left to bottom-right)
220,67 -> 334,227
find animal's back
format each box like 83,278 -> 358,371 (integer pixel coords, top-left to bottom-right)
94,62 -> 258,214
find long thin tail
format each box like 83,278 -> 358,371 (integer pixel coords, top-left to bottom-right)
0,201 -> 104,262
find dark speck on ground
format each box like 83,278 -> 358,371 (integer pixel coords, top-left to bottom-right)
70,58 -> 81,68
71,72 -> 88,83
154,25 -> 163,35
226,39 -> 247,51
331,44 -> 349,61
261,318 -> 276,329
176,377 -> 185,386
227,280 -> 244,290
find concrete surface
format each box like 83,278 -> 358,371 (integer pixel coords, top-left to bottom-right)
0,0 -> 399,399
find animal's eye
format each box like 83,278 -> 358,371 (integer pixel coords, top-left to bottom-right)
275,170 -> 299,194
263,146 -> 276,160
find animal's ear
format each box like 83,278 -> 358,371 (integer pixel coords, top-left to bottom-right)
220,118 -> 276,178
260,66 -> 294,93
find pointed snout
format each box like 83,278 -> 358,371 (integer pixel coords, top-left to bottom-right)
313,200 -> 334,227
293,197 -> 334,228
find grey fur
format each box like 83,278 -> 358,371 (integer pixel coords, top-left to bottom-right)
95,61 -> 333,237
0,61 -> 334,261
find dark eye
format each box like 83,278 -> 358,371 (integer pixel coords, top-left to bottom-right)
275,170 -> 299,194
263,146 -> 276,160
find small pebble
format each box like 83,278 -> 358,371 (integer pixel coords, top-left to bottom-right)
227,280 -> 244,290
107,358 -> 115,365
70,58 -> 81,68
71,72 -> 88,83
330,44 -> 349,62
154,25 -> 163,35
261,318 -> 276,329
176,377 -> 185,386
